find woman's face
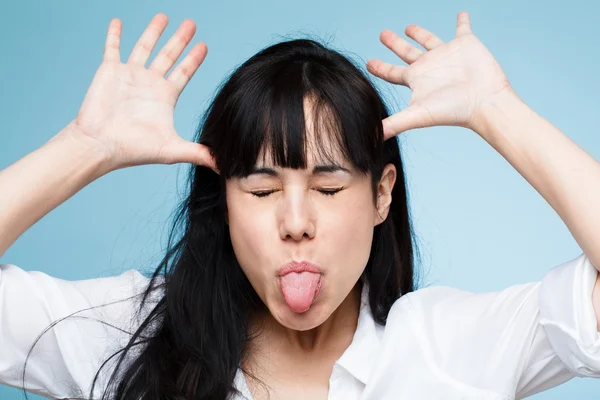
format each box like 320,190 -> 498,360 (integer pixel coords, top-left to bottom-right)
225,111 -> 396,331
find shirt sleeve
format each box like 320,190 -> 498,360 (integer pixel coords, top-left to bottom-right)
0,263 -> 159,399
405,252 -> 600,399
518,252 -> 600,396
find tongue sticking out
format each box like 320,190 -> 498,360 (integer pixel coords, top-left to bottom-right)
279,272 -> 322,313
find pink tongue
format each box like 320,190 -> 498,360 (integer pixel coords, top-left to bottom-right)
280,272 -> 321,313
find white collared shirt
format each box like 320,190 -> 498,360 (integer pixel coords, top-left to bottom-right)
1,253 -> 599,399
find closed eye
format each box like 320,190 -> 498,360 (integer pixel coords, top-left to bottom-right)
318,188 -> 344,196
251,190 -> 275,198
250,188 -> 344,198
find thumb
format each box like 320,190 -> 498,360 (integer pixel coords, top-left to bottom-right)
163,139 -> 219,173
382,105 -> 432,139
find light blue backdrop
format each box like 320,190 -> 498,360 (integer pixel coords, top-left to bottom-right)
1,0 -> 598,398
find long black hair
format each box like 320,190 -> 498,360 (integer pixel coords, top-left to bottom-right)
24,37 -> 421,400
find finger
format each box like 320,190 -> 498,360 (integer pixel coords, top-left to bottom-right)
166,42 -> 208,94
404,24 -> 445,51
103,18 -> 122,63
382,105 -> 432,138
164,139 -> 218,171
367,59 -> 409,86
379,29 -> 423,65
148,19 -> 197,76
456,11 -> 472,36
127,13 -> 169,66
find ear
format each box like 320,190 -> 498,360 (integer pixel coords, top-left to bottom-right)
374,163 -> 397,226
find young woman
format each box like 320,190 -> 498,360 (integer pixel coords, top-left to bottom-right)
0,10 -> 599,400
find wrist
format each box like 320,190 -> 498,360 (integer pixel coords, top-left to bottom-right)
49,120 -> 116,177
469,87 -> 527,141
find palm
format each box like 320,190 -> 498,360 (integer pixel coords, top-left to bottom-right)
72,14 -> 216,170
403,76 -> 476,129
368,11 -> 512,138
77,62 -> 179,166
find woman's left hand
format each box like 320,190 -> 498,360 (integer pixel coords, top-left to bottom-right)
367,11 -> 515,139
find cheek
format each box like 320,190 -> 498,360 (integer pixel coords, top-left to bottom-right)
323,192 -> 375,268
226,190 -> 273,281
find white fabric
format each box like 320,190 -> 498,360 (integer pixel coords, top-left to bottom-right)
0,253 -> 598,399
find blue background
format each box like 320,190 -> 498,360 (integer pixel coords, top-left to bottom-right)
1,0 -> 599,398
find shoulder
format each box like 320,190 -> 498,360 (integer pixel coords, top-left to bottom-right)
380,283 -> 545,395
0,264 -> 165,399
384,281 -> 543,364
388,281 -> 540,321
0,263 -> 165,336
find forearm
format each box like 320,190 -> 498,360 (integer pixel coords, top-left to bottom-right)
0,121 -> 112,258
472,90 -> 600,272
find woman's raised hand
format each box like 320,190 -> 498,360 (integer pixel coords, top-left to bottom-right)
72,13 -> 217,171
367,11 -> 515,139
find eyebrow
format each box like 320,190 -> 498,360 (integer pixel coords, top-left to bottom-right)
247,164 -> 351,177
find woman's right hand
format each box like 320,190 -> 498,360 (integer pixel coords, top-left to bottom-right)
70,13 -> 217,172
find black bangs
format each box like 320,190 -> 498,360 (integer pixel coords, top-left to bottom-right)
199,39 -> 387,179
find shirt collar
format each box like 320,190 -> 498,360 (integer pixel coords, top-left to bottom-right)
334,282 -> 383,385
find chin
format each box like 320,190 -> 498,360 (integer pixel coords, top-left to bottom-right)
272,301 -> 330,331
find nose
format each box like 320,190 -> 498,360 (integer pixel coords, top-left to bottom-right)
278,188 -> 316,241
